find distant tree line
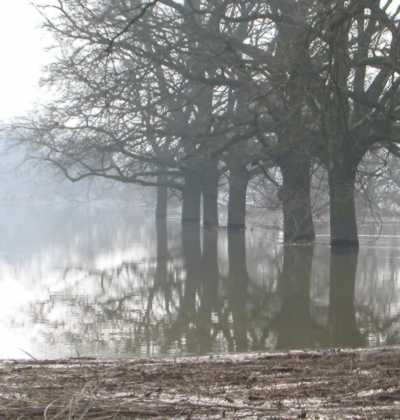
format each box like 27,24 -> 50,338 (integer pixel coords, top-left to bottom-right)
12,0 -> 400,246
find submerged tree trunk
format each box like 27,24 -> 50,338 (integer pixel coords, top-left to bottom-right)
329,164 -> 358,247
202,161 -> 219,228
279,157 -> 315,243
155,175 -> 168,220
227,165 -> 249,230
182,169 -> 201,225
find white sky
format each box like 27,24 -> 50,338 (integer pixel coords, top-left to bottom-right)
0,0 -> 48,121
0,0 -> 398,123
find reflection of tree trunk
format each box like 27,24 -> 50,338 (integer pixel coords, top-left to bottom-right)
275,245 -> 314,349
280,157 -> 315,243
329,165 -> 359,247
156,175 -> 168,220
181,224 -> 202,353
182,170 -> 201,225
156,218 -> 168,281
227,230 -> 249,352
198,228 -> 219,353
145,219 -> 168,342
202,160 -> 219,228
202,228 -> 219,307
228,166 -> 249,229
329,247 -> 364,347
182,224 -> 202,310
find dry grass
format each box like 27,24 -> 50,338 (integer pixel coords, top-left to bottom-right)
0,348 -> 399,419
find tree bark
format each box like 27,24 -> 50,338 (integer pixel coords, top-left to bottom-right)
227,165 -> 249,230
279,157 -> 315,243
329,165 -> 359,247
202,161 -> 219,228
182,170 -> 201,225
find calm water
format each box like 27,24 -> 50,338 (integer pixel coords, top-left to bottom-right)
0,204 -> 399,359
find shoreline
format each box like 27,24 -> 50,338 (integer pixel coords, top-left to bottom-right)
1,346 -> 400,419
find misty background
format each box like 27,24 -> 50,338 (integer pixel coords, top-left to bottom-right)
0,0 -> 400,360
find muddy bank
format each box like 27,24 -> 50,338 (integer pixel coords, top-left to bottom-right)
0,347 -> 400,419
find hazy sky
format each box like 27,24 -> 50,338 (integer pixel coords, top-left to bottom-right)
0,1 -> 398,122
0,0 -> 47,121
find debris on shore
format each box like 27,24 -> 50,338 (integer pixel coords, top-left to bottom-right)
1,347 -> 399,419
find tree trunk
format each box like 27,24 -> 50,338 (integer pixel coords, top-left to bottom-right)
329,165 -> 359,247
202,161 -> 219,228
227,166 -> 249,230
155,175 -> 168,220
279,157 -> 315,243
182,170 -> 201,225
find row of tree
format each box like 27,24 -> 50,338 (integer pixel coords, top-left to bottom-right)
12,0 -> 400,246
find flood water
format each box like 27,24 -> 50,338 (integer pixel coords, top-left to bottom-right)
0,204 -> 399,360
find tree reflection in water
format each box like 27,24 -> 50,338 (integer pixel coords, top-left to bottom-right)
19,218 -> 400,359
226,229 -> 249,352
328,247 -> 365,347
274,244 -> 324,349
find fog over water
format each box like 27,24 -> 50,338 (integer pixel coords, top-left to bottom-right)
0,194 -> 399,360
1,0 -> 400,365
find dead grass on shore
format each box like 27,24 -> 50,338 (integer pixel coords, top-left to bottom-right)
0,348 -> 399,419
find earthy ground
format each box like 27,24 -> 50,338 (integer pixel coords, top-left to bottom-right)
0,347 -> 400,419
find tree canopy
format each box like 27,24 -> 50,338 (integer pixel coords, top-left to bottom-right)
12,0 -> 400,245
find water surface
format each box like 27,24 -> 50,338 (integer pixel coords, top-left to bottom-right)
0,204 -> 399,359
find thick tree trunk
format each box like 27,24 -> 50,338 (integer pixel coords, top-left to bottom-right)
182,170 -> 201,225
202,161 -> 219,228
227,166 -> 249,230
155,176 -> 168,220
329,165 -> 359,247
279,157 -> 315,243
329,247 -> 364,347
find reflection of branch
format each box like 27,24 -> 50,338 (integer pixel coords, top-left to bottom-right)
358,305 -> 400,335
